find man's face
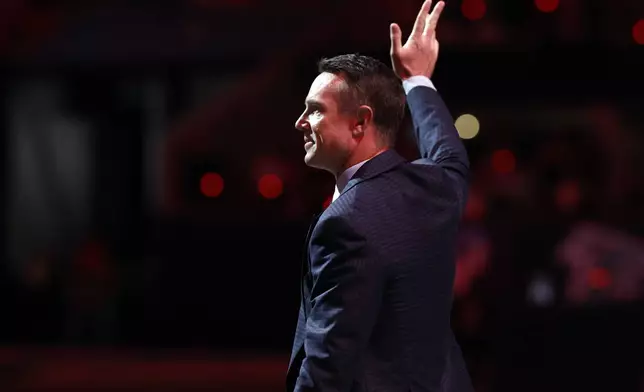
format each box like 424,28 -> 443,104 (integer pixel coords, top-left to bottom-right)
295,72 -> 356,175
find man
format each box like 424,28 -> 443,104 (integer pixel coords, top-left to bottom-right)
287,1 -> 473,391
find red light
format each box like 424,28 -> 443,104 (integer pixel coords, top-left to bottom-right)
193,0 -> 250,8
464,189 -> 486,221
633,19 -> 644,45
491,149 -> 516,174
555,180 -> 581,212
258,174 -> 283,199
322,196 -> 332,209
535,0 -> 559,13
200,172 -> 224,198
588,267 -> 612,290
461,0 -> 486,21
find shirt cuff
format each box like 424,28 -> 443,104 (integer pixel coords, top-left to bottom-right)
402,75 -> 436,94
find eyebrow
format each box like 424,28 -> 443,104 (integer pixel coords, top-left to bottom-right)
305,99 -> 324,107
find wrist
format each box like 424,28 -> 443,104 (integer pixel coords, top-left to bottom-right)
402,76 -> 436,93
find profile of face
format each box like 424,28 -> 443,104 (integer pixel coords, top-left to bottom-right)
295,72 -> 359,175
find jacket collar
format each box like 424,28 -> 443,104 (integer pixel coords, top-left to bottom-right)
337,149 -> 406,200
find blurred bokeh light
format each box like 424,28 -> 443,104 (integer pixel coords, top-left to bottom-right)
455,113 -> 480,139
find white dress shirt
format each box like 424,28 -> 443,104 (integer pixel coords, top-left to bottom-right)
332,159 -> 369,202
331,76 -> 437,202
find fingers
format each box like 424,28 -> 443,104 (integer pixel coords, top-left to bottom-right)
423,1 -> 445,36
390,23 -> 402,54
411,0 -> 433,38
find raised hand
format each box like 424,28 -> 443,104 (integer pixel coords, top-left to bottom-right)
390,0 -> 445,80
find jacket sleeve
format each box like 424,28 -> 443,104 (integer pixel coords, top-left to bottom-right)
406,84 -> 470,210
294,215 -> 383,392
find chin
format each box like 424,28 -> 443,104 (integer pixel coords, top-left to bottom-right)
304,148 -> 317,166
304,155 -> 319,169
304,151 -> 325,171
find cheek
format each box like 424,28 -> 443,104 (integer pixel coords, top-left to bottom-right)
309,117 -> 324,144
311,116 -> 349,149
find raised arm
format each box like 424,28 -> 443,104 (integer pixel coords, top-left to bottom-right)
405,80 -> 469,191
390,0 -> 469,199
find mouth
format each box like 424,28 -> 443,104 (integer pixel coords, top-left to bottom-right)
304,135 -> 314,149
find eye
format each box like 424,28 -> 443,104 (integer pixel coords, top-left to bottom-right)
305,102 -> 324,113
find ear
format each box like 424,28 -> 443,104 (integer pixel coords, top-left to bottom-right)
353,105 -> 374,137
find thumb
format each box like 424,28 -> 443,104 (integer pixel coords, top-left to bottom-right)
390,23 -> 402,54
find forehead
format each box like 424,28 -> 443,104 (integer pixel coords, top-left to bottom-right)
306,72 -> 347,103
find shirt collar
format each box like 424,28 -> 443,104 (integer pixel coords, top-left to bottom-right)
332,159 -> 369,202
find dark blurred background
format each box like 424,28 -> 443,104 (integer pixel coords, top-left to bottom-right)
1,0 -> 643,391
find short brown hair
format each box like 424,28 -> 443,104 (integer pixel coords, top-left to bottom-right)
318,54 -> 406,146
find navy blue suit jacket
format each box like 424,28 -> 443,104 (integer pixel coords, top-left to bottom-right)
287,85 -> 474,392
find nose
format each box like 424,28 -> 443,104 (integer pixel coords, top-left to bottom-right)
294,112 -> 308,132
